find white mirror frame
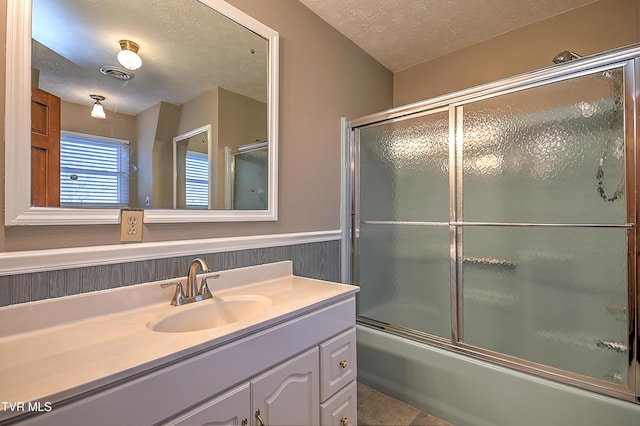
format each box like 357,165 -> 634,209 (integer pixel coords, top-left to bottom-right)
4,0 -> 279,226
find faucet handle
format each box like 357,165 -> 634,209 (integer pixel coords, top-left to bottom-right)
160,281 -> 186,306
200,274 -> 220,299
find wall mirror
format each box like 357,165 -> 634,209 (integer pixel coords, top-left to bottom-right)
5,0 -> 279,225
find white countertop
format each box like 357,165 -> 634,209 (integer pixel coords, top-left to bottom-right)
0,261 -> 358,414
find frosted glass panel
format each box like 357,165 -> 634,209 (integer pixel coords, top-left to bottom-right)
233,148 -> 268,210
462,68 -> 626,224
353,61 -> 635,396
462,226 -> 629,384
359,111 -> 449,222
358,223 -> 450,338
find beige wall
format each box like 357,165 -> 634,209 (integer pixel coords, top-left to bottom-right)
394,0 -> 639,106
151,102 -> 181,209
218,87 -> 267,152
177,88 -> 218,137
1,0 -> 393,251
135,103 -> 162,209
135,102 -> 183,209
61,101 -> 137,142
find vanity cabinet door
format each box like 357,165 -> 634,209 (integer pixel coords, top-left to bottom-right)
164,382 -> 250,426
251,347 -> 319,426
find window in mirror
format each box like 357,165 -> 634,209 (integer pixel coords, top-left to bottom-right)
60,132 -> 130,208
185,152 -> 209,209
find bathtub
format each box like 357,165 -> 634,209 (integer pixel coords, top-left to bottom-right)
357,325 -> 640,426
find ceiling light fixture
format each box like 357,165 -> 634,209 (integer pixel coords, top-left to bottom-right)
90,95 -> 106,119
117,40 -> 142,70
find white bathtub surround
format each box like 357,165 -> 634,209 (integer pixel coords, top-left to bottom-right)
0,261 -> 358,424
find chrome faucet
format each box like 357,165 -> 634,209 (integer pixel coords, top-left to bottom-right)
186,258 -> 210,298
161,257 -> 219,306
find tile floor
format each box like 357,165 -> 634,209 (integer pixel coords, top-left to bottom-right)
357,382 -> 453,426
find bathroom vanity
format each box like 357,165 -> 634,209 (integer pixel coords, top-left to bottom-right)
0,261 -> 358,425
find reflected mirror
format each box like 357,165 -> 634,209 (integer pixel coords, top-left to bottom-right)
173,125 -> 212,209
5,0 -> 279,225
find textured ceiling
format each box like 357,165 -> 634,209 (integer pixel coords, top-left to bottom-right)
299,0 -> 598,72
31,0 -> 268,115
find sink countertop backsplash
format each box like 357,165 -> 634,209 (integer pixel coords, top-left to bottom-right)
0,260 -> 358,414
0,260 -> 294,338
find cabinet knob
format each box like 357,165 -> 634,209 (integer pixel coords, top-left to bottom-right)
340,416 -> 349,426
339,360 -> 348,368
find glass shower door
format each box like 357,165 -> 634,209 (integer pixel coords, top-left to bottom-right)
230,144 -> 268,210
351,51 -> 639,401
356,109 -> 451,338
457,66 -> 633,385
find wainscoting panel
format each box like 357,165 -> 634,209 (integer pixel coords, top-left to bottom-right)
0,239 -> 341,307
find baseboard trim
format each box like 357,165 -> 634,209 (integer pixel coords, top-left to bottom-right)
0,230 -> 341,276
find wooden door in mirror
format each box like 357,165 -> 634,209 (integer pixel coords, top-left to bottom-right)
31,87 -> 60,207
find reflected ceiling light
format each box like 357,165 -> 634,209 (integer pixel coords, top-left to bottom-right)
117,40 -> 142,70
90,94 -> 106,119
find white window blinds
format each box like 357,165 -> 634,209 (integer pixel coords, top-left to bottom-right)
185,151 -> 209,208
60,132 -> 130,207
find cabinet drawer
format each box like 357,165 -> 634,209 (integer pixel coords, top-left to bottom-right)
320,328 -> 356,401
320,380 -> 357,426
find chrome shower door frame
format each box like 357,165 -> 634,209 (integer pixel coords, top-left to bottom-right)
349,43 -> 640,403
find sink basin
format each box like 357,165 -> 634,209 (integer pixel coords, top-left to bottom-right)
148,295 -> 272,333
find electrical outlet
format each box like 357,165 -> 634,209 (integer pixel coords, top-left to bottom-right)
120,210 -> 143,242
